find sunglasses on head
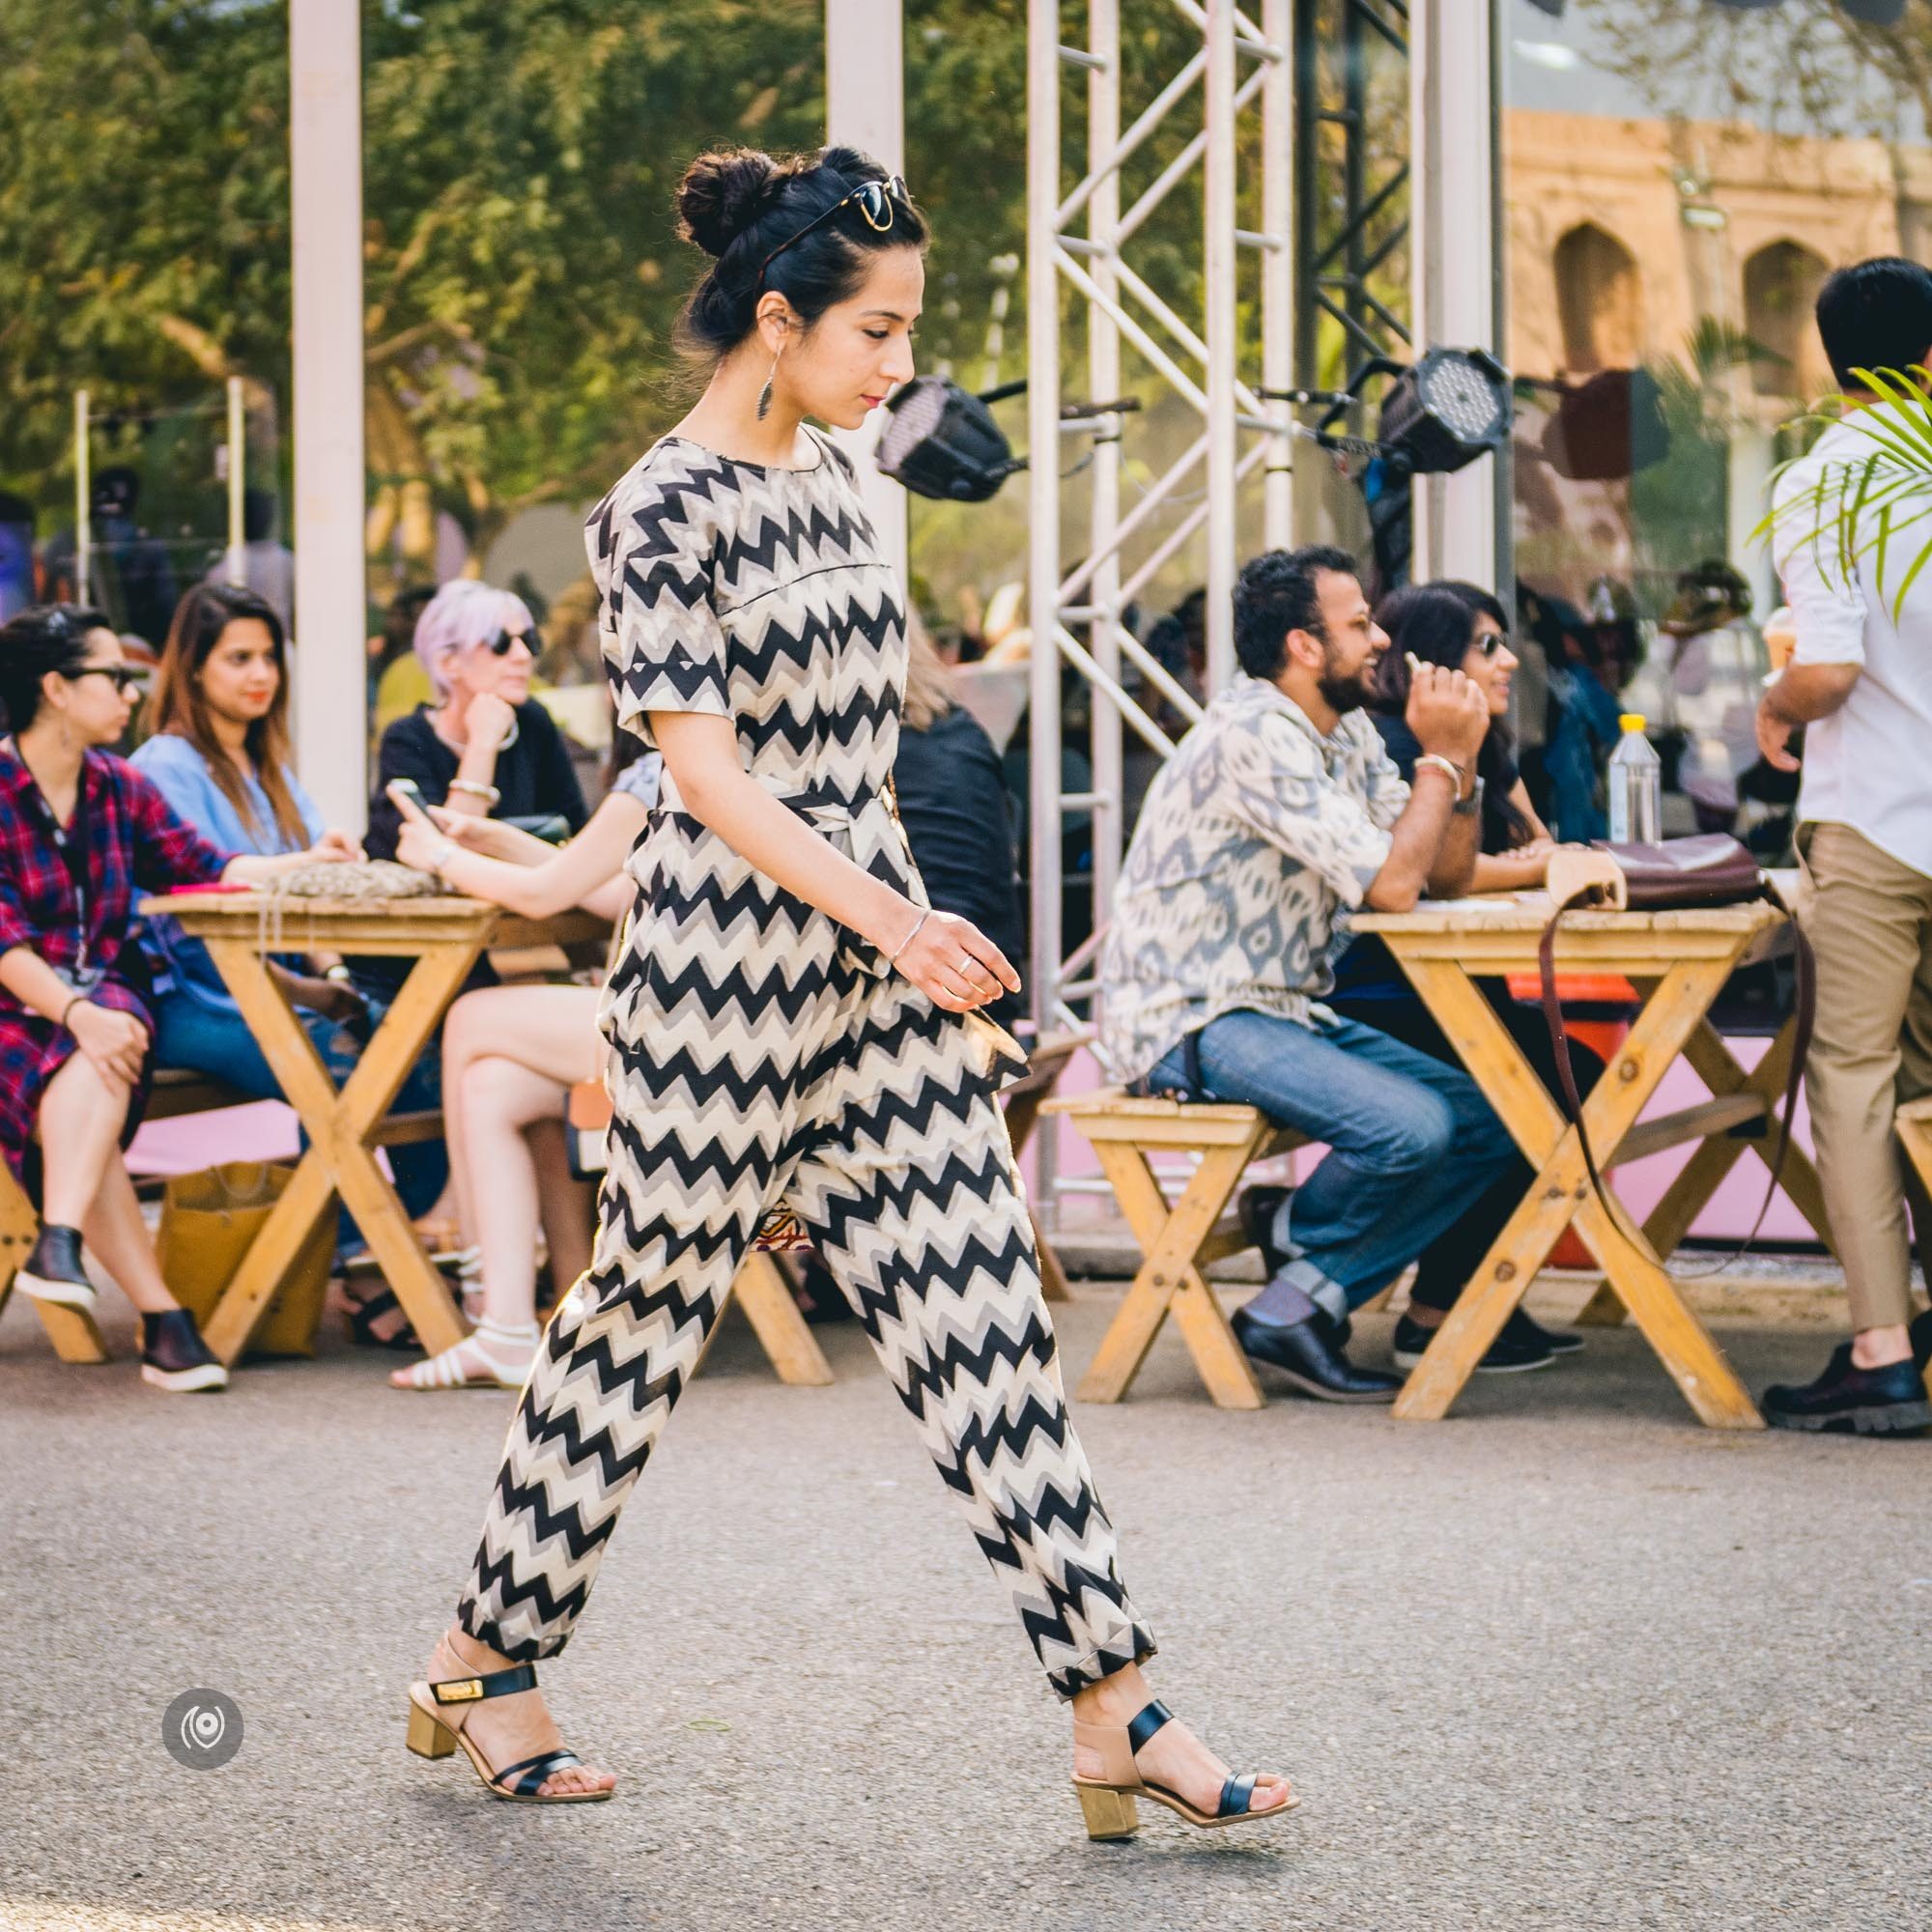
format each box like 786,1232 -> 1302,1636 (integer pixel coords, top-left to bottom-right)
66,665 -> 146,694
757,175 -> 911,288
484,630 -> 532,658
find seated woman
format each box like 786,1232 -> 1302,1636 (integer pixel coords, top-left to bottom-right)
384,745 -> 659,1390
132,582 -> 445,1348
0,605 -> 352,1391
1323,579 -> 1597,1373
364,579 -> 589,864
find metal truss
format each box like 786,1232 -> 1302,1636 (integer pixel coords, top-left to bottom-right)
1293,0 -> 1410,388
1025,0 -> 1295,1214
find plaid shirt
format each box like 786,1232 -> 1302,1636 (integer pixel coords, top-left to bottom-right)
0,746 -> 231,1176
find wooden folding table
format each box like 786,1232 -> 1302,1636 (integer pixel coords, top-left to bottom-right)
1350,897 -> 1829,1428
141,892 -> 606,1368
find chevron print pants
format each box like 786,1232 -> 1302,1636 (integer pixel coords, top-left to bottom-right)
455,901 -> 1154,1698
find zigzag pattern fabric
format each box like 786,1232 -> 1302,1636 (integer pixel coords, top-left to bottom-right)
454,430 -> 1153,1698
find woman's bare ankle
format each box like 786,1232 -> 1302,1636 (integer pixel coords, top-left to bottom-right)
440,1624 -> 512,1673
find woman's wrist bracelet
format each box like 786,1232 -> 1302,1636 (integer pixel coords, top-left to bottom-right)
59,992 -> 88,1030
447,779 -> 501,804
886,907 -> 930,966
430,839 -> 460,885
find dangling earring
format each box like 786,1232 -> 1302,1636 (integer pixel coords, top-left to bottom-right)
756,347 -> 780,423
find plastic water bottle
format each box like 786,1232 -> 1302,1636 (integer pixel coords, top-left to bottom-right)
1606,713 -> 1662,844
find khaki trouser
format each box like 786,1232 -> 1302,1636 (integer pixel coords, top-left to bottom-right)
1796,821 -> 1932,1333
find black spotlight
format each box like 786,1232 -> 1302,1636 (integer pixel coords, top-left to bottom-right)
877,376 -> 1024,502
1376,348 -> 1512,474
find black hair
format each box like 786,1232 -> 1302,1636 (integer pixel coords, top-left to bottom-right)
1374,580 -> 1533,848
0,602 -> 112,732
673,144 -> 929,361
1232,544 -> 1359,680
1814,257 -> 1932,392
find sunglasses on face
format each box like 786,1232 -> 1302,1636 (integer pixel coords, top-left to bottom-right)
67,665 -> 146,694
484,631 -> 532,658
757,175 -> 912,288
1472,631 -> 1510,659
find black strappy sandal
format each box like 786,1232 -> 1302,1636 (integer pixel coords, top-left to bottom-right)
343,1284 -> 420,1352
405,1662 -> 612,1804
1071,1698 -> 1297,1839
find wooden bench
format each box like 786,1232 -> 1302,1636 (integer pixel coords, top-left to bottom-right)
0,1069 -> 444,1365
1041,1087 -> 1306,1409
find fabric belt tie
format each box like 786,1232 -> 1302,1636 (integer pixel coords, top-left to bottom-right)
655,768 -> 926,977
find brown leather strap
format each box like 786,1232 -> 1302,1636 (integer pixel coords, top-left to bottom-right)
1537,890 -> 1815,1271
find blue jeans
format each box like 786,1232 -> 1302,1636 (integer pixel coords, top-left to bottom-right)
151,989 -> 448,1228
1150,1007 -> 1518,1317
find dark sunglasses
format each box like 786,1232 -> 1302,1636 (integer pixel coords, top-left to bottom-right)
66,665 -> 146,694
485,630 -> 533,658
1472,631 -> 1510,659
757,175 -> 911,288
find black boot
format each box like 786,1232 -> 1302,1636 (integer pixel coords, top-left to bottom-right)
139,1309 -> 229,1394
1762,1345 -> 1930,1436
1230,1305 -> 1402,1405
16,1223 -> 95,1313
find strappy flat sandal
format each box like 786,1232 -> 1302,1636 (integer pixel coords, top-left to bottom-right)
405,1662 -> 612,1804
1071,1698 -> 1298,1839
391,1323 -> 537,1391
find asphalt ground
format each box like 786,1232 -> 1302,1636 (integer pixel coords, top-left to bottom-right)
3,1282 -> 1929,1932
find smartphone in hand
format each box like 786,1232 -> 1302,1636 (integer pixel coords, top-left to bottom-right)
385,778 -> 435,827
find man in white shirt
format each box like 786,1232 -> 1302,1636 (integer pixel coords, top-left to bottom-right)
1756,257 -> 1932,1435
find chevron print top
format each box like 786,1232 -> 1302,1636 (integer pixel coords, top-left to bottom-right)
585,428 -> 924,970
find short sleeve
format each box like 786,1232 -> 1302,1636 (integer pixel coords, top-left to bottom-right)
124,765 -> 232,891
592,473 -> 731,741
1221,714 -> 1393,909
1773,452 -> 1869,668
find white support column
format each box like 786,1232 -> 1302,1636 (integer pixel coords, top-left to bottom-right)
1088,0 -> 1123,922
1203,0 -> 1238,689
1262,0 -> 1294,552
289,0 -> 368,832
1027,0 -> 1064,1047
826,0 -> 908,591
1409,0 -> 1498,587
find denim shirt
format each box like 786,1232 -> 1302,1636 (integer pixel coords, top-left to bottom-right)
131,733 -> 324,1016
1099,677 -> 1408,1082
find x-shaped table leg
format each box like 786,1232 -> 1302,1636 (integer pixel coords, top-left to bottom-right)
1574,1011 -> 1833,1324
1077,1133 -> 1265,1409
1392,956 -> 1764,1428
199,936 -> 479,1366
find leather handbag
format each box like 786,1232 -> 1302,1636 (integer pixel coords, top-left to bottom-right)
1539,834 -> 1813,1264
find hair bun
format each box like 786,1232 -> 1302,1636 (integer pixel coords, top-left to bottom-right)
675,148 -> 783,258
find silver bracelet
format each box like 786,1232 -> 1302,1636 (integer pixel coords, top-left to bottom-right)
447,779 -> 500,804
1413,753 -> 1466,796
430,838 -> 459,884
886,907 -> 929,966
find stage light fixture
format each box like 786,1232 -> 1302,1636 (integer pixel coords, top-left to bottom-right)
876,376 -> 1024,502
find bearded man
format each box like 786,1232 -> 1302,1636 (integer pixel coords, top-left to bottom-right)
1099,545 -> 1515,1400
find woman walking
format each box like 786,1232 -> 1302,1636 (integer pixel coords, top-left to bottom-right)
404,145 -> 1294,1834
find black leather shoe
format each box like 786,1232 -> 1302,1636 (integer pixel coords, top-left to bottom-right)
1912,1308 -> 1932,1374
140,1309 -> 229,1394
1517,1309 -> 1583,1356
1231,1305 -> 1402,1405
16,1223 -> 95,1314
1762,1345 -> 1930,1435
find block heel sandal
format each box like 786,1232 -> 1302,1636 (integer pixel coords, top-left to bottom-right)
405,1662 -> 612,1804
1071,1698 -> 1297,1839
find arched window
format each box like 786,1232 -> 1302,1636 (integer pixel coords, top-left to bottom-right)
1554,222 -> 1643,375
1745,240 -> 1832,400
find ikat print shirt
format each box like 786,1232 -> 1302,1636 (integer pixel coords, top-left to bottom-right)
1099,675 -> 1408,1081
